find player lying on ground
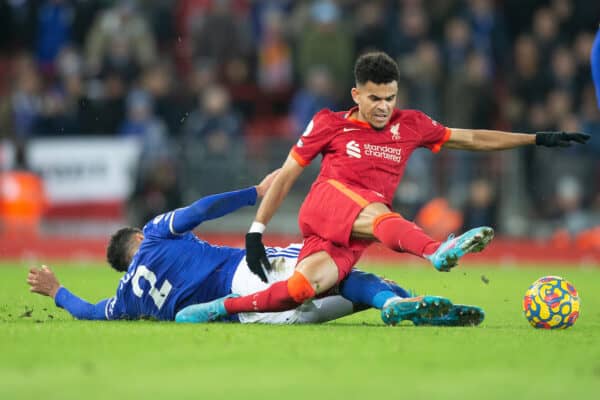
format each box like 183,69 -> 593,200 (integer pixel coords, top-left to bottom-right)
182,51 -> 590,324
27,171 -> 483,326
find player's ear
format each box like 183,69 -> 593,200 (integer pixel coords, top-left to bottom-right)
351,87 -> 360,105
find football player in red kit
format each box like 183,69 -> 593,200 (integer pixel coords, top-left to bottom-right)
180,51 -> 589,325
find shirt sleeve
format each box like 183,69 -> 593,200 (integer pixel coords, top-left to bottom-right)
290,110 -> 333,167
54,287 -> 110,320
411,110 -> 451,153
143,187 -> 258,238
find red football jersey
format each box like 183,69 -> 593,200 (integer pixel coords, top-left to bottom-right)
290,106 -> 451,205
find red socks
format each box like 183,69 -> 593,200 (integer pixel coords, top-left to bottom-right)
373,213 -> 440,257
224,281 -> 298,314
224,272 -> 317,314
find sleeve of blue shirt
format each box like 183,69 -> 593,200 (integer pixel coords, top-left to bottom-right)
592,27 -> 600,109
54,287 -> 109,320
170,187 -> 258,234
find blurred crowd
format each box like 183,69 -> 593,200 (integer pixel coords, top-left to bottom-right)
0,0 -> 599,240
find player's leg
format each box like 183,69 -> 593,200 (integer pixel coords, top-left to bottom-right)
176,251 -> 340,323
353,202 -> 494,271
230,248 -> 352,324
339,268 -> 451,325
353,202 -> 441,257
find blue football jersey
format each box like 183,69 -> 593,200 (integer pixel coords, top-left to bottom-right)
104,210 -> 245,320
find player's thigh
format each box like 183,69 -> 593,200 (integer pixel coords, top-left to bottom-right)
231,256 -> 296,295
295,251 -> 339,294
352,202 -> 391,237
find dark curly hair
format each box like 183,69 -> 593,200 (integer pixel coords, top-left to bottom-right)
106,227 -> 142,272
354,51 -> 400,85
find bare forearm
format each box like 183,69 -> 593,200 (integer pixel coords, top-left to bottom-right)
446,129 -> 535,151
255,156 -> 302,226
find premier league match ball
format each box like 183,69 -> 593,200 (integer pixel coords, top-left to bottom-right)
522,276 -> 580,329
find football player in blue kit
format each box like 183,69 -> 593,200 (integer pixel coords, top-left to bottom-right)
27,171 -> 484,326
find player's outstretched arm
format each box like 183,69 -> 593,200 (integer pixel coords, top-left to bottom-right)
444,128 -> 590,151
170,169 -> 280,234
246,156 -> 304,282
27,265 -> 109,320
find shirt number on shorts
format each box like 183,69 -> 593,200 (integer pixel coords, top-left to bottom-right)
131,265 -> 173,310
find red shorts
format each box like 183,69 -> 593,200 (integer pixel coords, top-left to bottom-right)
297,179 -> 389,282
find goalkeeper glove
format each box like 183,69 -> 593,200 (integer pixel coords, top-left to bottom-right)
245,233 -> 271,283
535,131 -> 590,147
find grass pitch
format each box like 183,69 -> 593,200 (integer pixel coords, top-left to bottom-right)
1,261 -> 599,400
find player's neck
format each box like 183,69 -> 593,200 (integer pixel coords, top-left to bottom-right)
347,110 -> 371,127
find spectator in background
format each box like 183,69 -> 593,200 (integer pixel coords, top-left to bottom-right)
119,89 -> 168,152
85,0 -> 157,78
191,0 -> 252,73
33,88 -> 78,135
550,46 -> 577,95
0,55 -> 42,141
444,51 -> 494,129
257,7 -> 293,95
442,17 -> 473,76
296,0 -> 353,100
462,0 -> 509,73
507,34 -> 547,123
36,0 -> 72,76
353,2 -> 387,56
387,3 -> 430,58
181,83 -> 244,196
553,176 -> 589,234
290,66 -> 337,135
182,84 -> 242,156
79,72 -> 126,134
141,62 -> 184,136
400,41 -> 442,117
531,7 -> 562,70
443,51 -> 496,207
255,6 -> 294,117
463,179 -> 497,229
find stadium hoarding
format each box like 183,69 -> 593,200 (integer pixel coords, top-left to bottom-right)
26,137 -> 141,217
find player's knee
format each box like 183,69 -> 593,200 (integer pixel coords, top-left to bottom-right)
287,271 -> 316,303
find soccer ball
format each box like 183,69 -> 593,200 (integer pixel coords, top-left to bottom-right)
522,276 -> 580,329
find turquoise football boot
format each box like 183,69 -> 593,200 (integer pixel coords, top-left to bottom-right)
381,295 -> 453,326
426,227 -> 494,271
175,295 -> 238,323
412,304 -> 485,327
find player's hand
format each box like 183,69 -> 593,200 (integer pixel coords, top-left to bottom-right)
255,168 -> 281,198
535,131 -> 590,147
27,265 -> 61,298
245,233 -> 271,283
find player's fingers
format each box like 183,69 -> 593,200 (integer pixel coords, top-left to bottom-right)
572,134 -> 590,143
260,256 -> 272,270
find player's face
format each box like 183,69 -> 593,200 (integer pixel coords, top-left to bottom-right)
351,81 -> 398,129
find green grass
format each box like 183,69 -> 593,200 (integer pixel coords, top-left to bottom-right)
1,261 -> 599,399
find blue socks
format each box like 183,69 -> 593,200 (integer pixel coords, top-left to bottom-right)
340,269 -> 411,310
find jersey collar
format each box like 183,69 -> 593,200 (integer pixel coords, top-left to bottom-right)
344,106 -> 372,128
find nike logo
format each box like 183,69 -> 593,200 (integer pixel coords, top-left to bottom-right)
343,127 -> 360,132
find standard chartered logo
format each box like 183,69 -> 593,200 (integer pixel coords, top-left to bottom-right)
365,143 -> 402,163
346,141 -> 402,163
346,140 -> 361,158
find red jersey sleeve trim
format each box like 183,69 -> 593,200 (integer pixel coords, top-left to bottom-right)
290,149 -> 309,167
430,127 -> 452,153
